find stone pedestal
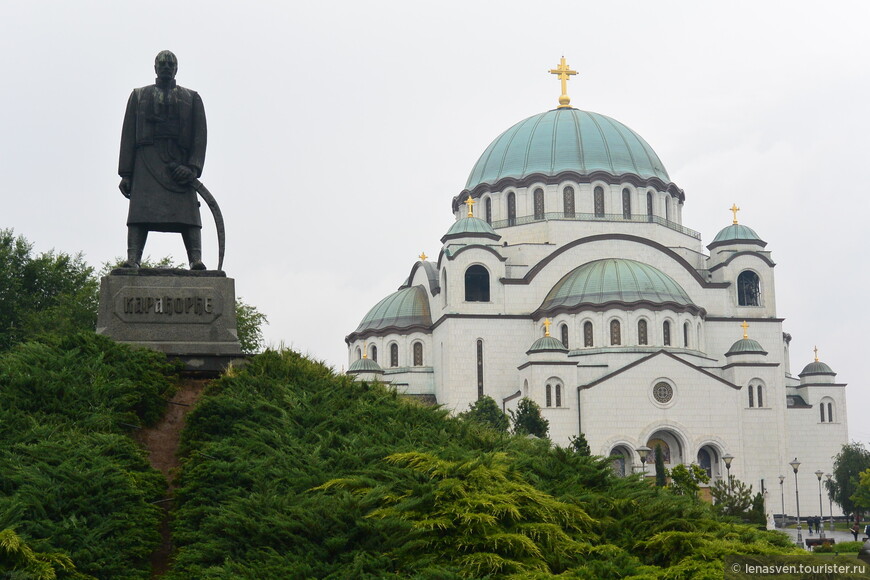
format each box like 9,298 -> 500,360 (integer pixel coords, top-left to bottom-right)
97,269 -> 244,371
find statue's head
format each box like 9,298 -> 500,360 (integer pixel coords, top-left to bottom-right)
154,51 -> 178,81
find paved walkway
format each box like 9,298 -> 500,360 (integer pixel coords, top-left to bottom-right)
773,525 -> 867,549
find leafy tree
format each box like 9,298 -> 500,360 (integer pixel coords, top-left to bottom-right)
711,476 -> 754,517
459,395 -> 509,432
235,297 -> 268,354
511,397 -> 548,438
654,444 -> 667,487
0,229 -> 98,350
668,463 -> 709,497
829,443 -> 870,518
851,468 -> 870,512
569,432 -> 591,456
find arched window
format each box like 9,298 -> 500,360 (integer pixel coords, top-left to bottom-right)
555,384 -> 562,407
545,383 -> 552,407
638,319 -> 648,345
441,269 -> 448,306
355,347 -> 361,360
622,188 -> 631,219
476,339 -> 484,399
828,402 -> 833,422
647,192 -> 654,221
820,398 -> 835,422
820,403 -> 825,422
464,265 -> 490,302
757,384 -> 764,408
390,343 -> 399,367
507,192 -> 516,226
663,321 -> 671,346
683,322 -> 690,347
563,186 -> 575,218
610,320 -> 621,346
594,186 -> 605,217
748,385 -> 754,407
560,323 -> 569,349
737,271 -> 760,306
533,188 -> 544,220
484,197 -> 492,224
584,321 -> 594,347
665,197 -> 670,222
412,342 -> 423,366
370,344 -> 378,363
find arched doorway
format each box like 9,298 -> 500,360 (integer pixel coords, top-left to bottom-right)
609,445 -> 633,477
696,445 -> 722,480
644,429 -> 685,478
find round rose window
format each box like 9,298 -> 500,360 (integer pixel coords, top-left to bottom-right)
653,382 -> 673,404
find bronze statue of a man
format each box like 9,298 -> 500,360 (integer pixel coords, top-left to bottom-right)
119,50 -> 207,269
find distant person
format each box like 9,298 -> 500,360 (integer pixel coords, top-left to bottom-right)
851,523 -> 861,541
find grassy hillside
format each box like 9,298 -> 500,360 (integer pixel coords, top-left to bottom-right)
170,350 -> 799,579
0,333 -> 176,579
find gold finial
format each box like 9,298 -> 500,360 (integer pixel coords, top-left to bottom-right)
814,346 -> 819,362
419,252 -> 428,261
543,318 -> 551,337
740,320 -> 749,339
362,342 -> 368,359
730,204 -> 740,225
549,56 -> 578,109
465,195 -> 476,218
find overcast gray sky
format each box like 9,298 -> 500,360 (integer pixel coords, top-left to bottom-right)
3,1 -> 868,448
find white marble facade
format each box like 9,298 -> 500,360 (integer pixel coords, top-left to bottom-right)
346,105 -> 849,518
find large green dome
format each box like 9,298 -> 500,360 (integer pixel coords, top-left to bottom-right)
465,108 -> 669,191
540,259 -> 695,313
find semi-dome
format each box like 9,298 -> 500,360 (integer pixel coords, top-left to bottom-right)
441,216 -> 500,243
353,285 -> 432,335
709,224 -> 765,248
726,338 -> 767,356
347,356 -> 383,374
527,335 -> 568,354
539,258 -> 696,313
465,108 -> 669,191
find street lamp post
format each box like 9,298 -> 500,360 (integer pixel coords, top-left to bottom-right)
815,470 -> 825,539
637,446 -> 651,479
825,473 -> 835,531
790,458 -> 802,545
778,475 -> 786,529
723,453 -> 734,494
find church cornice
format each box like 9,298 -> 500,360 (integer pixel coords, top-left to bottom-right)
708,251 -> 776,272
517,361 -> 578,370
533,300 -> 706,319
439,244 -> 507,263
499,233 -> 728,290
453,170 -> 685,212
707,238 -> 768,252
579,349 -> 740,391
345,323 -> 432,344
720,362 -> 780,370
705,316 -> 785,323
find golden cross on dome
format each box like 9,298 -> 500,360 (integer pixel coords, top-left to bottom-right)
419,252 -> 428,261
362,342 -> 368,359
465,195 -> 476,218
814,345 -> 819,362
730,204 -> 740,225
741,320 -> 749,339
543,318 -> 551,337
549,56 -> 578,109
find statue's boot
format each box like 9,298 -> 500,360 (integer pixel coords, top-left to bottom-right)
122,226 -> 147,268
183,227 -> 207,270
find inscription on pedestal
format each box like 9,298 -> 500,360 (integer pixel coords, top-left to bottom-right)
113,287 -> 223,324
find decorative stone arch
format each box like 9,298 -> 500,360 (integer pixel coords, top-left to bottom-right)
819,396 -> 836,423
696,442 -> 724,480
640,424 -> 690,472
609,444 -> 634,477
545,376 -> 564,408
748,378 -> 767,408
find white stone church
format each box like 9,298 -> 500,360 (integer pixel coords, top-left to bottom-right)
346,61 -> 849,518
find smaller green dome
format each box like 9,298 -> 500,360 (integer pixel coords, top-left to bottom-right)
353,285 -> 432,335
348,357 -> 383,374
441,216 -> 500,243
710,224 -> 764,247
527,335 -> 568,354
726,338 -> 767,356
799,360 -> 835,377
